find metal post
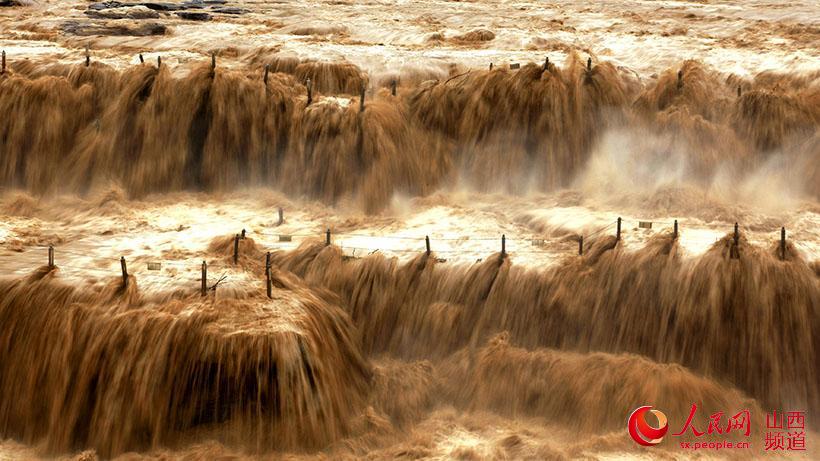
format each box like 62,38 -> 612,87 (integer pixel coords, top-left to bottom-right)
780,227 -> 786,260
201,261 -> 207,296
266,252 -> 272,298
233,234 -> 240,264
326,228 -> 331,246
673,220 -> 678,240
501,234 -> 506,256
359,85 -> 366,112
731,222 -> 739,259
425,236 -> 431,255
278,207 -> 284,226
48,245 -> 54,268
734,222 -> 739,247
616,217 -> 622,241
264,64 -> 269,85
120,257 -> 128,287
391,79 -> 397,96
578,236 -> 583,255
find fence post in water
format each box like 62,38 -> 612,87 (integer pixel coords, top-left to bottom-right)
306,78 -> 312,105
326,228 -> 331,246
266,252 -> 272,298
425,235 -> 431,255
501,234 -> 506,256
264,64 -> 269,85
233,234 -> 240,264
201,261 -> 207,296
578,236 -> 583,255
48,245 -> 54,268
120,257 -> 128,287
673,219 -> 678,240
391,79 -> 397,97
277,207 -> 284,225
780,227 -> 786,260
734,222 -> 739,246
616,217 -> 622,241
359,85 -> 366,112
731,222 -> 740,259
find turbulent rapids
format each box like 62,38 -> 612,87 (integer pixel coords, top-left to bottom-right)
0,53 -> 818,210
0,0 -> 818,459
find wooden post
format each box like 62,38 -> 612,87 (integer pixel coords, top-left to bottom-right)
2,50 -> 7,74
264,64 -> 269,85
425,235 -> 431,255
85,46 -> 90,67
501,234 -> 506,256
48,245 -> 54,268
543,56 -> 549,71
673,219 -> 678,240
241,229 -> 246,239
616,217 -> 622,241
277,207 -> 284,226
780,227 -> 786,260
677,70 -> 683,89
391,79 -> 397,97
266,252 -> 272,298
359,85 -> 366,112
306,78 -> 312,105
120,257 -> 128,287
489,63 -> 493,70
578,236 -> 583,255
233,234 -> 240,264
139,54 -> 144,64
157,56 -> 161,68
211,52 -> 216,71
325,228 -> 331,246
587,57 -> 592,71
201,261 -> 207,296
737,86 -> 742,97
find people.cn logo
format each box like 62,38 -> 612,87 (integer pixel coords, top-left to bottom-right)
628,406 -> 669,446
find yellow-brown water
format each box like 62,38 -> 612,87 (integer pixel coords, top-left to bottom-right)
0,0 -> 818,459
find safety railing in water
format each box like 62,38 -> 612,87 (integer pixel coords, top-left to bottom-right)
9,217 -> 795,299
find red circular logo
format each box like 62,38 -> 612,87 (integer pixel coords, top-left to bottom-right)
628,406 -> 669,446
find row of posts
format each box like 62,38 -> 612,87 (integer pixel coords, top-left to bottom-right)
39,219 -> 790,298
0,50 -> 743,105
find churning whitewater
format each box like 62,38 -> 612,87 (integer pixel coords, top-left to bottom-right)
0,0 -> 817,459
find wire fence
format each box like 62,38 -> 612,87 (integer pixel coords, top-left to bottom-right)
3,217 -> 791,292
